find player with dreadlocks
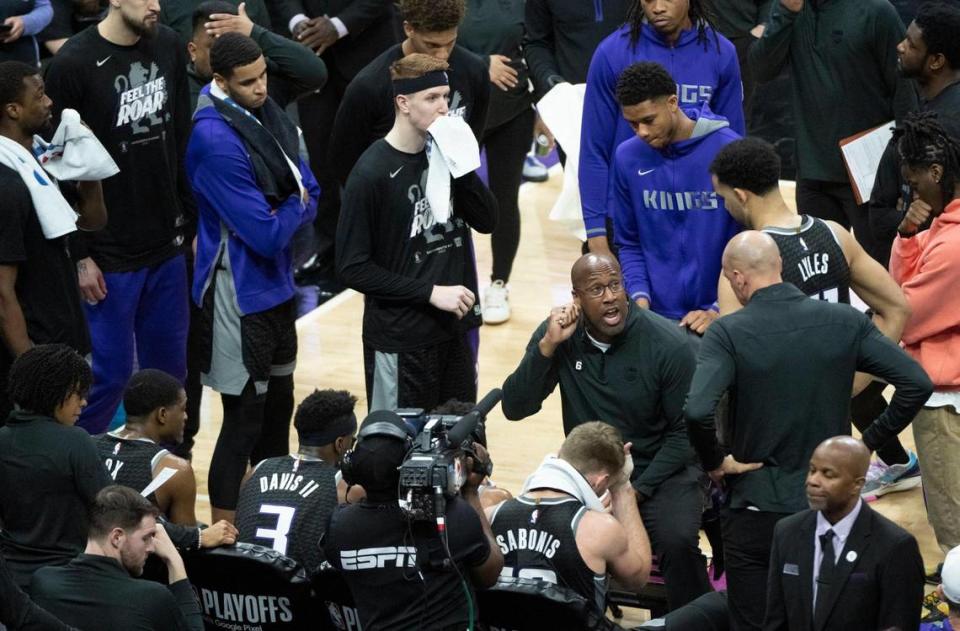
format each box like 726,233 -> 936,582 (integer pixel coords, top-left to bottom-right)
625,0 -> 720,51
579,0 -> 744,259
890,111 -> 960,561
0,344 -> 112,588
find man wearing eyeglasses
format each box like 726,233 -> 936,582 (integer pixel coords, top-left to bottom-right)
501,252 -> 713,611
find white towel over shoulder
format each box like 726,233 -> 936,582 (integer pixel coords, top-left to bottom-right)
0,136 -> 78,239
425,115 -> 481,224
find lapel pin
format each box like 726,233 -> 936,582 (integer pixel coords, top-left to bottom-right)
846,550 -> 857,563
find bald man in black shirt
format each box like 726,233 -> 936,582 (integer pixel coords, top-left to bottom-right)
684,230 -> 931,631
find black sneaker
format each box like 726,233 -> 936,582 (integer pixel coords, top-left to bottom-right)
926,562 -> 944,586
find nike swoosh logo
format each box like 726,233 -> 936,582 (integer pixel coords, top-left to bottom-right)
389,167 -> 403,178
637,168 -> 655,176
96,56 -> 111,67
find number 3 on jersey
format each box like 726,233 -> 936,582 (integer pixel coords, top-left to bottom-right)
255,504 -> 295,554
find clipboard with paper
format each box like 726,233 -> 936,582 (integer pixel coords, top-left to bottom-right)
839,120 -> 895,205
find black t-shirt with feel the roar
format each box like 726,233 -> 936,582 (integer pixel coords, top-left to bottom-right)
44,24 -> 193,273
323,497 -> 490,631
0,164 -> 90,363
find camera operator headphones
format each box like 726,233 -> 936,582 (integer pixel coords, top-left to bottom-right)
340,411 -> 414,487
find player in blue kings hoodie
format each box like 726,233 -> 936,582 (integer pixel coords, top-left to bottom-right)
187,34 -> 319,523
612,62 -> 741,330
580,0 -> 744,256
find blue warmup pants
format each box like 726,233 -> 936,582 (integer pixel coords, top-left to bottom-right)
77,255 -> 189,434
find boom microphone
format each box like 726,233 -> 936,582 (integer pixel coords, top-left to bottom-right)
446,388 -> 502,447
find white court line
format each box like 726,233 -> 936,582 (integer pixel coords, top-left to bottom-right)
291,163 -> 565,327
198,169 -> 562,509
295,287 -> 358,329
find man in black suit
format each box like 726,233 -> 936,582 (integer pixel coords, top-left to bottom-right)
684,230 -> 932,631
272,0 -> 399,282
764,436 -> 924,631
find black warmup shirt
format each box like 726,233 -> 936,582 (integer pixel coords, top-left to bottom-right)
95,431 -> 169,506
322,497 -> 490,631
522,0 -> 629,98
458,0 -> 531,131
764,215 -> 851,304
43,24 -> 193,272
685,283 -> 933,513
501,302 -> 695,499
0,411 -> 111,588
0,165 -> 90,365
336,139 -> 497,352
330,43 -> 490,186
31,554 -> 203,631
235,455 -> 339,575
490,496 -> 607,614
0,553 -> 76,631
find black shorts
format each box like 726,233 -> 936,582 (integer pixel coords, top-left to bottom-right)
198,270 -> 297,389
363,334 -> 477,411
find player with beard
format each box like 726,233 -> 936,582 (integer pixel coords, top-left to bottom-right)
870,0 -> 960,266
0,61 -> 106,423
43,0 -> 194,436
502,253 -> 712,610
30,486 -> 203,631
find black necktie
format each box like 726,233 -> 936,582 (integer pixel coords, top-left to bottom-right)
814,529 -> 836,625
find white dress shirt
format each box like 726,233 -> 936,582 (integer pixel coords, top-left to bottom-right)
812,498 -> 863,608
289,14 -> 348,39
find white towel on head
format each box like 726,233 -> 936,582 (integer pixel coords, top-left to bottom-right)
424,115 -> 481,224
0,136 -> 78,239
34,108 -> 119,181
521,455 -> 605,512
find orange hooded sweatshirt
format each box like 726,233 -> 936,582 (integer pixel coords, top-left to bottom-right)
890,197 -> 960,389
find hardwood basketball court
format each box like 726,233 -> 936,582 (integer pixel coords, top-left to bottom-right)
186,169 -> 941,623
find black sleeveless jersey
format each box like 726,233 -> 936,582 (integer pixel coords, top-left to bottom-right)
95,431 -> 169,507
235,455 -> 339,574
764,215 -> 851,304
490,496 -> 608,614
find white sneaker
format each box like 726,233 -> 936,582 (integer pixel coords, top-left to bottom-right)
522,155 -> 549,182
483,280 -> 511,324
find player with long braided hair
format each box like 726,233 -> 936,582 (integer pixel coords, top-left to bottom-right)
625,0 -> 720,50
889,110 -> 960,562
894,111 -> 960,225
579,0 -> 744,259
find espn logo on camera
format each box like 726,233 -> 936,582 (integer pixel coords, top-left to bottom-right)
340,546 -> 417,570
